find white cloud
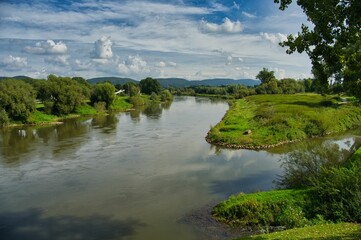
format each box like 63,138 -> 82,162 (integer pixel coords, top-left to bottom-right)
0,55 -> 27,70
24,40 -> 68,54
118,55 -> 149,75
156,61 -> 177,68
45,55 -> 70,66
260,32 -> 288,45
92,36 -> 113,59
200,18 -> 244,34
242,11 -> 256,19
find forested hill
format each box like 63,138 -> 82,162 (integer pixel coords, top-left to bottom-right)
0,76 -> 260,88
87,77 -> 261,88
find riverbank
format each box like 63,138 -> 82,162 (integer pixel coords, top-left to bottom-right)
211,146 -> 361,239
206,94 -> 361,149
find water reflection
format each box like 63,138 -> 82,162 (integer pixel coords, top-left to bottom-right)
128,101 -> 172,120
91,114 -> 118,133
0,208 -> 145,240
276,133 -> 361,189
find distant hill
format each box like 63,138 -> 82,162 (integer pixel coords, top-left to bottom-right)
88,77 -> 260,88
87,77 -> 137,85
0,75 -> 34,81
1,75 -> 260,88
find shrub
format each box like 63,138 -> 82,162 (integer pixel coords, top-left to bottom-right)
129,96 -> 146,106
0,109 -> 10,126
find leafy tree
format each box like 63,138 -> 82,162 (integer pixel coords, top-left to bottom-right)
0,109 -> 10,126
160,89 -> 173,101
44,75 -> 90,115
90,82 -> 115,109
274,0 -> 361,96
256,68 -> 276,84
0,79 -> 36,122
123,82 -> 140,97
139,77 -> 162,95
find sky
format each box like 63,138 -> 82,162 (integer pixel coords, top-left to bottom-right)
0,0 -> 313,80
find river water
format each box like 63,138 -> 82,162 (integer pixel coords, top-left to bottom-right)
0,96 -> 360,240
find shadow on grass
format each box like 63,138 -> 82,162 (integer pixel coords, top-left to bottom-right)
0,208 -> 145,240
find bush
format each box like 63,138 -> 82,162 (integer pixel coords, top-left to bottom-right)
310,163 -> 361,222
212,189 -> 311,229
129,96 -> 146,106
0,109 -> 10,126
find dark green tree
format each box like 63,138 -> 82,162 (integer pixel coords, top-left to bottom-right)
139,77 -> 162,95
274,0 -> 361,96
123,82 -> 140,97
44,75 -> 90,115
90,82 -> 116,109
0,79 -> 36,122
256,68 -> 276,84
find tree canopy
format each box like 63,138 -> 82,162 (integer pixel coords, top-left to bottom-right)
256,68 -> 276,84
0,79 -> 36,122
139,77 -> 162,95
274,0 -> 361,95
90,82 -> 115,109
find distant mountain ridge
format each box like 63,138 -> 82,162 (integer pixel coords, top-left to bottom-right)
0,76 -> 261,88
87,77 -> 261,87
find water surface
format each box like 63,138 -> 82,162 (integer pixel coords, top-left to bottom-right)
0,96 -> 360,240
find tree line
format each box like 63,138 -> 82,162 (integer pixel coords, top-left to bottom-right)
0,75 -> 172,126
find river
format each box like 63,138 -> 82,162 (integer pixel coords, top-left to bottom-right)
0,96 -> 360,240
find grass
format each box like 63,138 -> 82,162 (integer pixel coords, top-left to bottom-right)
212,189 -> 311,228
241,222 -> 361,239
75,103 -> 97,115
27,110 -> 58,124
111,96 -> 133,111
207,94 -> 361,148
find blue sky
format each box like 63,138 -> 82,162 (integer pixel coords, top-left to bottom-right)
0,0 -> 312,80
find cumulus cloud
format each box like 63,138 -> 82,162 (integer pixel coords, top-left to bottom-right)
260,32 -> 288,45
45,55 -> 70,66
200,18 -> 244,34
0,55 -> 27,70
92,36 -> 113,59
118,55 -> 149,75
24,40 -> 68,54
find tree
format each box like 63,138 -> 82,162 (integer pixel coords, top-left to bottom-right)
256,68 -> 276,84
123,82 -> 140,97
274,0 -> 361,96
139,77 -> 162,95
0,79 -> 36,122
44,75 -> 90,115
90,82 -> 115,109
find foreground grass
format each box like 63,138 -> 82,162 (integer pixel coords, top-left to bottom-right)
241,223 -> 361,239
207,94 -> 361,149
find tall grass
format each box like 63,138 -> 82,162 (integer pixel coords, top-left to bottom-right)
208,94 -> 361,148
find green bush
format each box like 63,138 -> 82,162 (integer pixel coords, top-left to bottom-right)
310,163 -> 361,222
212,189 -> 311,229
129,96 -> 146,106
0,109 -> 10,126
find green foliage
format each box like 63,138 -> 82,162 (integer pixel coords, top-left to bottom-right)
274,0 -> 361,97
27,110 -> 58,123
207,94 -> 361,148
256,68 -> 276,84
160,89 -> 173,101
277,142 -> 348,189
0,109 -> 10,126
75,104 -> 97,115
129,95 -> 146,106
139,77 -> 162,95
310,162 -> 361,222
90,82 -> 116,109
242,222 -> 361,240
212,189 -> 311,229
0,79 -> 36,122
41,75 -> 91,115
150,92 -> 158,101
123,82 -> 140,97
111,96 -> 133,111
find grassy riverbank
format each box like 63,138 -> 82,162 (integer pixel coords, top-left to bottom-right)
242,223 -> 361,239
212,147 -> 361,239
206,94 -> 361,149
23,96 -> 137,125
